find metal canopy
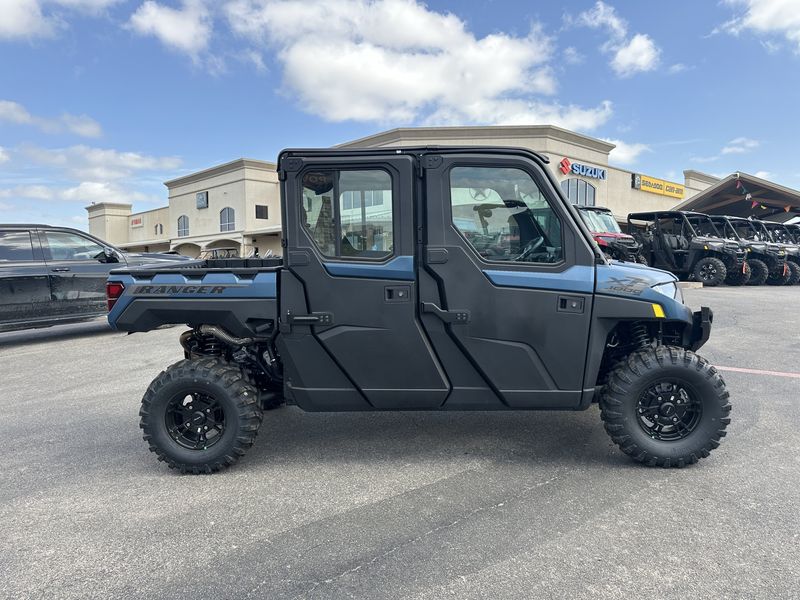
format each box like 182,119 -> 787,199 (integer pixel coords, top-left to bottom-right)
674,172 -> 800,222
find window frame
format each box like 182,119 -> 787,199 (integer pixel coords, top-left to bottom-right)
298,166 -> 396,263
255,205 -> 269,220
177,215 -> 189,237
560,178 -> 596,207
220,207 -> 236,232
40,230 -> 105,262
447,163 -> 566,268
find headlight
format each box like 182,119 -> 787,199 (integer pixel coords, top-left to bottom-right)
652,281 -> 682,303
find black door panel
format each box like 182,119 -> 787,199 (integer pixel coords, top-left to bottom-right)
0,229 -> 52,329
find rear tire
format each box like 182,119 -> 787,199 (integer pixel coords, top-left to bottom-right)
693,257 -> 726,286
599,346 -> 731,468
140,358 -> 263,474
746,258 -> 769,285
767,264 -> 792,286
724,261 -> 751,286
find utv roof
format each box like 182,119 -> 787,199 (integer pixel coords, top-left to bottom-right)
278,145 -> 550,168
628,211 -> 709,221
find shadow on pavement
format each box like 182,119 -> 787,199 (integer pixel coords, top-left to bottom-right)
0,319 -> 119,349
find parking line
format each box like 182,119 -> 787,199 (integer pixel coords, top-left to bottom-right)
716,366 -> 800,379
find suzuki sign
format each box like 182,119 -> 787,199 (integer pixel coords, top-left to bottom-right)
559,157 -> 607,180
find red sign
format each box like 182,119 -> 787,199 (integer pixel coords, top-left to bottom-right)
130,217 -> 143,228
559,157 -> 572,175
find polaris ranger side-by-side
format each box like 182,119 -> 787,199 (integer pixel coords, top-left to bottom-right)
708,216 -> 788,286
763,221 -> 800,285
575,206 -> 645,263
107,147 -> 730,473
627,211 -> 747,286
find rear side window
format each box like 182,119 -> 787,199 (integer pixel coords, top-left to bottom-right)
0,230 -> 35,262
301,169 -> 393,260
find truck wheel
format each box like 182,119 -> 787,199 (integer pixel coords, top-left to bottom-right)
767,264 -> 792,286
599,346 -> 731,468
787,262 -> 800,286
692,257 -> 726,286
724,261 -> 751,286
746,258 -> 769,285
140,358 -> 263,474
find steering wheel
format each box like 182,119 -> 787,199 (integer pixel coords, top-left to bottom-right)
513,236 -> 545,261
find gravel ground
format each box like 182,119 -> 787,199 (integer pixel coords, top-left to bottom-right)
0,287 -> 798,600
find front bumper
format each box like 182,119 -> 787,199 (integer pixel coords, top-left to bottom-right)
688,306 -> 713,352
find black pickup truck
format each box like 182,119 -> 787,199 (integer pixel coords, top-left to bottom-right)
0,224 -> 189,332
107,147 -> 730,473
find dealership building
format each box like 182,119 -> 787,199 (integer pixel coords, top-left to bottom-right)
88,125 -> 796,256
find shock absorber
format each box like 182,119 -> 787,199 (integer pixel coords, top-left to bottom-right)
630,322 -> 650,349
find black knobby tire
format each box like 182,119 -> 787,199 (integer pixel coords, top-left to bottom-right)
787,261 -> 800,286
724,261 -> 751,286
692,257 -> 726,286
599,346 -> 731,468
746,258 -> 769,285
140,358 -> 263,474
767,263 -> 792,286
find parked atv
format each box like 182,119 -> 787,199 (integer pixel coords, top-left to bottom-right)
576,206 -> 645,263
627,211 -> 747,286
708,216 -> 788,286
753,219 -> 800,285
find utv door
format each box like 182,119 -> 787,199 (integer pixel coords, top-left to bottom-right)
278,153 -> 449,410
419,154 -> 596,408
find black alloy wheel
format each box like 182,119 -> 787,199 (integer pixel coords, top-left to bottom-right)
165,390 -> 226,450
636,381 -> 702,441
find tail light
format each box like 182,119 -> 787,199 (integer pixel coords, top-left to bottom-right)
106,281 -> 125,311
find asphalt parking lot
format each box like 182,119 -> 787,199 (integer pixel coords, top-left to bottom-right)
1,287 -> 799,600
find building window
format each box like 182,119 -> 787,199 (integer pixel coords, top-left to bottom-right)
220,207 -> 235,232
560,178 -> 596,206
177,215 -> 189,237
301,169 -> 393,259
154,223 -> 163,236
255,205 -> 268,220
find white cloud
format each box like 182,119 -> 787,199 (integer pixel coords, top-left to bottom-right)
0,99 -> 103,137
668,63 -> 689,74
222,0 -> 612,129
0,181 -> 159,204
562,46 -> 584,65
0,0 -> 56,39
0,0 -> 120,40
754,170 -> 771,179
128,0 -> 212,57
604,138 -> 651,165
20,144 -> 182,179
0,146 -> 9,163
721,137 -> 759,154
720,0 -> 800,52
610,33 -> 660,77
569,1 -> 661,77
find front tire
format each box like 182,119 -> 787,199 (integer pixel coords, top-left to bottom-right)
725,261 -> 751,286
599,346 -> 731,468
787,261 -> 800,285
140,358 -> 263,474
692,257 -> 726,286
767,263 -> 792,286
746,258 -> 769,285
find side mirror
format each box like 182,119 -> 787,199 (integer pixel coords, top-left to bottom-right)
103,247 -> 120,263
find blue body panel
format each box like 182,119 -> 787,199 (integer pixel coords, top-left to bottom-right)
107,271 -> 277,330
322,255 -> 414,280
483,265 -> 595,294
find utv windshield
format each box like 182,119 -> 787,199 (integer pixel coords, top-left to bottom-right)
580,209 -> 622,234
686,215 -> 721,238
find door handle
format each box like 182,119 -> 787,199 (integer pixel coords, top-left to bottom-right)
421,302 -> 470,324
51,267 -> 71,272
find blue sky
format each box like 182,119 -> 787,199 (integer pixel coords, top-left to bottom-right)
1,0 -> 800,229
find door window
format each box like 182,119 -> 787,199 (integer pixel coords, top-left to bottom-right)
0,230 -> 35,262
43,231 -> 105,261
449,166 -> 563,263
301,169 -> 393,259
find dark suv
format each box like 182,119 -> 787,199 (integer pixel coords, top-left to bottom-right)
0,224 -> 189,332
